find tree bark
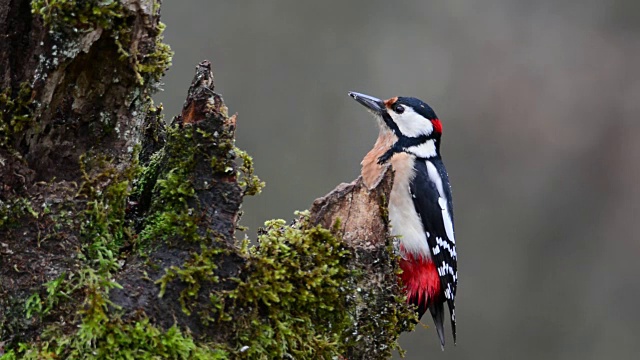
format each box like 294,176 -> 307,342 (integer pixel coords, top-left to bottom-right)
0,1 -> 415,359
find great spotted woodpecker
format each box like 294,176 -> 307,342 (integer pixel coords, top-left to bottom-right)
349,91 -> 457,349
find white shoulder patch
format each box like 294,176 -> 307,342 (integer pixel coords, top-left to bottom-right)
425,160 -> 455,243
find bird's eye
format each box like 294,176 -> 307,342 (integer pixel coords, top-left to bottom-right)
394,105 -> 404,114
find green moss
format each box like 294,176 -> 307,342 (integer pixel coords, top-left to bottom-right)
199,129 -> 235,175
76,153 -> 139,272
154,213 -> 355,359
31,0 -> 122,30
0,152 -> 149,353
0,198 -> 38,230
155,211 -> 414,359
8,319 -> 228,360
134,22 -> 174,85
0,83 -> 34,148
136,120 -> 256,247
235,147 -> 265,196
229,214 -> 355,358
24,273 -> 69,319
157,246 -> 225,316
137,124 -> 199,245
9,267 -> 228,360
131,148 -> 163,209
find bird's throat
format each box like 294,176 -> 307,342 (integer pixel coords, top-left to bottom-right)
361,130 -> 396,189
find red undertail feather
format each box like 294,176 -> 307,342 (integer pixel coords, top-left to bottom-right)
399,253 -> 441,307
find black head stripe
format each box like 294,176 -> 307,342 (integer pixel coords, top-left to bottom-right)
396,97 -> 438,120
380,112 -> 401,135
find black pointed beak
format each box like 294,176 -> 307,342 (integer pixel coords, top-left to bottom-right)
348,91 -> 385,114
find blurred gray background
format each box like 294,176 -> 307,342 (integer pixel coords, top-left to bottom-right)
156,1 -> 640,359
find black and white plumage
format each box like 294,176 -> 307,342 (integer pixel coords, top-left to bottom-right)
410,158 -> 457,339
349,91 -> 458,349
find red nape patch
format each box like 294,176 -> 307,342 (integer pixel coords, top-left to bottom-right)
431,119 -> 443,134
399,254 -> 441,307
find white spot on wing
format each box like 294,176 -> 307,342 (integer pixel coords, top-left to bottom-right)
425,161 -> 455,243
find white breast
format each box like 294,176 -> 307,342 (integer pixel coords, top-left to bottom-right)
388,154 -> 432,260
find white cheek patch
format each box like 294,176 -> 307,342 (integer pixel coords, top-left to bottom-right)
388,107 -> 433,138
426,160 -> 455,243
406,140 -> 437,158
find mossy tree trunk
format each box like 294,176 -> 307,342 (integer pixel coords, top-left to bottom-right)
0,1 -> 415,359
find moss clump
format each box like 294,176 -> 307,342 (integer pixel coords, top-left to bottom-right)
76,153 -> 139,272
31,0 -> 122,30
0,83 -> 34,148
11,268 -> 228,360
136,117 -> 251,246
4,319 -> 228,360
156,213 -> 358,358
24,272 -> 68,319
157,246 -> 226,316
137,124 -> 200,245
134,22 -> 174,85
0,198 -> 38,230
235,147 -> 265,197
223,215 -> 355,359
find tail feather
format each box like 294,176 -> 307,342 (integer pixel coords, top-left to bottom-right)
448,299 -> 457,345
451,309 -> 457,345
429,301 -> 446,351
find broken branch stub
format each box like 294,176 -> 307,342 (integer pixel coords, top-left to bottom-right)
310,171 -> 394,249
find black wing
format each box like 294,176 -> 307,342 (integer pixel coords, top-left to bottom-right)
409,158 -> 457,345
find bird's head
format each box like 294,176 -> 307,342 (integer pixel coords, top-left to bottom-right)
349,91 -> 442,162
